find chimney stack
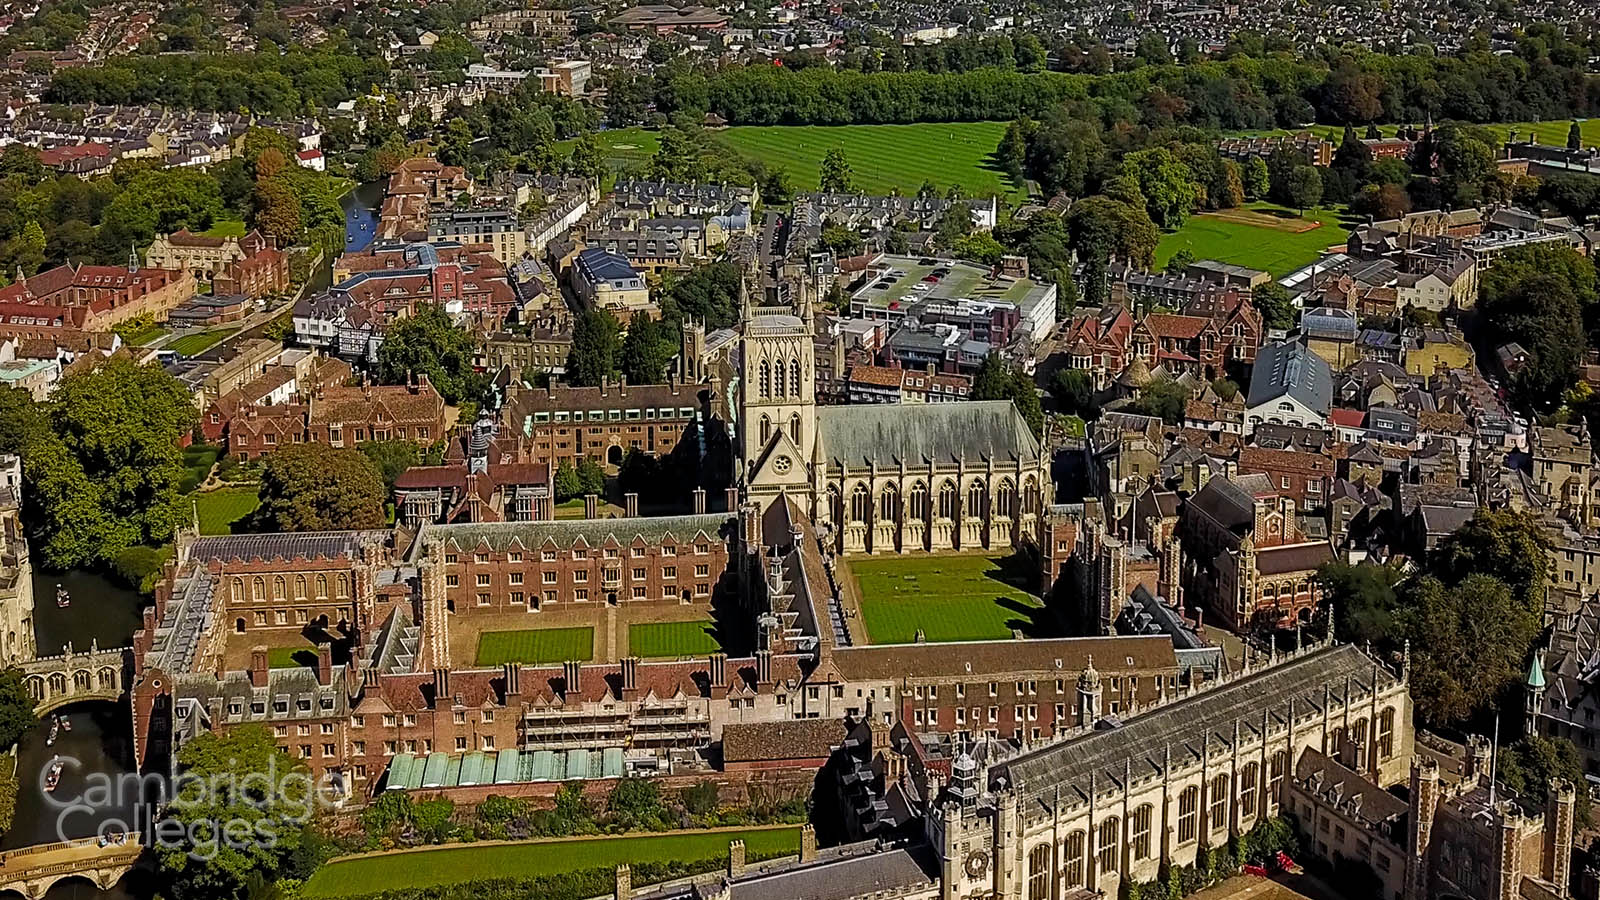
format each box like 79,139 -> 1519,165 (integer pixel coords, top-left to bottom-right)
799,824 -> 817,862
693,487 -> 707,514
316,644 -> 332,686
563,659 -> 582,696
584,493 -> 598,519
624,492 -> 638,517
709,652 -> 727,689
621,656 -> 639,693
249,646 -> 269,687
756,649 -> 772,686
502,662 -> 521,698
433,667 -> 450,703
724,486 -> 739,512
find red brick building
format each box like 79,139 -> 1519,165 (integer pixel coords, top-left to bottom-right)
502,378 -> 712,470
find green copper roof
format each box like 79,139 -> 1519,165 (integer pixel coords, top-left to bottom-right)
1527,653 -> 1546,690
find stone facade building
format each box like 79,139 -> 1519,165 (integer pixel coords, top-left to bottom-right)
739,305 -> 1048,555
0,455 -> 34,665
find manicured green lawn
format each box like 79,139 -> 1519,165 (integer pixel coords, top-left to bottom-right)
714,122 -> 1020,198
194,487 -> 261,535
200,218 -> 248,238
123,324 -> 169,346
269,646 -> 318,668
629,620 -> 720,658
1156,203 -> 1349,277
167,327 -> 239,357
300,827 -> 801,897
475,627 -> 594,665
851,554 -> 1044,644
180,444 -> 220,492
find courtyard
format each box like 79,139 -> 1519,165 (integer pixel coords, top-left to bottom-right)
451,600 -> 731,668
844,553 -> 1051,644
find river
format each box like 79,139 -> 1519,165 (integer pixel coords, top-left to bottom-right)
342,180 -> 384,254
6,571 -> 152,899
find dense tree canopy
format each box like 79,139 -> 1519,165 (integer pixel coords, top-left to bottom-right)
4,360 -> 196,569
253,444 -> 387,533
376,303 -> 486,406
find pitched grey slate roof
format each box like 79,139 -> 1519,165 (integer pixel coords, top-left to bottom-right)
994,644 -> 1395,814
816,400 -> 1040,468
190,531 -> 389,564
418,514 -> 734,552
1185,473 -> 1274,531
1246,341 -> 1333,415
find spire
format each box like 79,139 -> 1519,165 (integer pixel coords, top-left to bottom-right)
1526,651 -> 1547,690
127,243 -> 138,273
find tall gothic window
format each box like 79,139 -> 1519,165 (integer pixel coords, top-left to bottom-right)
1177,786 -> 1199,843
938,480 -> 957,519
909,482 -> 928,520
1062,831 -> 1085,887
774,359 -> 786,398
1131,804 -> 1152,860
759,359 -> 771,398
1097,817 -> 1118,872
790,358 -> 802,396
850,484 -> 869,522
1027,845 -> 1050,900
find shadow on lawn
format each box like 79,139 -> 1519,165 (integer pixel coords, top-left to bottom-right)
995,596 -> 1064,639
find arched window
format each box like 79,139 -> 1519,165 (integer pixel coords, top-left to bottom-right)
759,359 -> 771,398
1269,750 -> 1288,804
1131,804 -> 1153,860
760,415 -> 771,445
252,576 -> 265,602
966,481 -> 987,519
1209,773 -> 1229,829
337,573 -> 349,597
1022,476 -> 1039,514
1352,718 -> 1370,755
909,482 -> 928,520
789,413 -> 801,444
273,576 -> 286,601
316,574 -> 328,598
938,480 -> 957,519
1240,762 -> 1259,819
1378,707 -> 1396,759
774,359 -> 786,397
791,358 -> 802,396
1027,844 -> 1051,900
294,575 -> 307,600
1097,817 -> 1118,872
996,479 -> 1016,518
1062,831 -> 1085,887
827,485 -> 842,524
233,577 -> 244,603
1177,786 -> 1199,843
879,485 -> 898,522
850,484 -> 870,522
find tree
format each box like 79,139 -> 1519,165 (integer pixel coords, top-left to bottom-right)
375,304 -> 484,406
17,359 -> 196,569
1498,736 -> 1591,828
620,312 -> 676,385
819,147 -> 854,193
253,444 -> 386,533
577,458 -> 606,496
359,440 -> 421,492
0,669 -> 37,751
158,725 -> 321,900
1480,269 -> 1585,405
1118,148 -> 1201,229
553,461 -> 582,502
1317,561 -> 1402,645
1352,183 -> 1411,220
970,353 -> 1043,437
1403,573 -> 1536,727
1049,369 -> 1097,418
660,262 -> 743,328
566,308 -> 622,387
1131,377 -> 1191,424
1164,249 -> 1196,276
1431,509 -> 1551,615
1569,121 -> 1584,151
1242,157 -> 1270,201
251,176 -> 302,247
1134,33 -> 1172,65
1250,282 -> 1296,331
607,778 -> 669,831
1285,166 -> 1323,213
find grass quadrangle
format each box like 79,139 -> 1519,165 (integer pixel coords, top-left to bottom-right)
849,554 -> 1046,644
629,620 -> 720,658
475,627 -> 595,665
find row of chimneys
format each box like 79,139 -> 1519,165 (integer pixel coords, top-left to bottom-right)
575,486 -> 738,518
544,373 -> 686,398
613,826 -> 818,900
